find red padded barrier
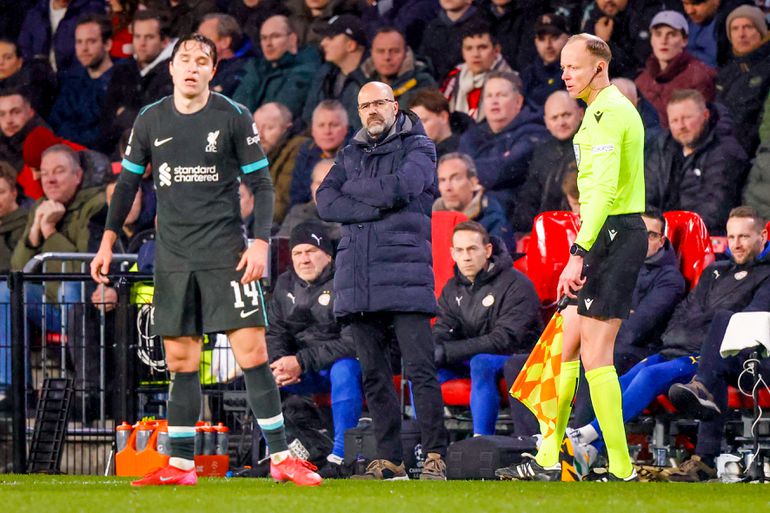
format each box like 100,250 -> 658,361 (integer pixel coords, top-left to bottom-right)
525,211 -> 580,304
663,211 -> 715,290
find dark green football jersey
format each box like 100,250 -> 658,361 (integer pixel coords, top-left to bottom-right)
121,93 -> 269,271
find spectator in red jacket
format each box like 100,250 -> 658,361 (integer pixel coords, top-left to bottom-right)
635,10 -> 716,128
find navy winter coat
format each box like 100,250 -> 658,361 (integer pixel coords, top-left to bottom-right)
433,239 -> 543,363
316,110 -> 438,316
458,106 -> 549,217
49,65 -> 113,149
615,242 -> 686,354
18,0 -> 105,74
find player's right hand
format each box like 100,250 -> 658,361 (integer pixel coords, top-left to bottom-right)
90,247 -> 113,284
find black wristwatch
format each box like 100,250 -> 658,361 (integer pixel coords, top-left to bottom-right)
569,243 -> 587,258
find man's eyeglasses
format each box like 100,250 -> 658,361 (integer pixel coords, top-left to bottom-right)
647,231 -> 663,240
358,99 -> 395,111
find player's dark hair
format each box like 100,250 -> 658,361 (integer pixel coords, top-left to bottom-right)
200,13 -> 243,53
459,19 -> 497,46
439,152 -> 477,180
408,87 -> 450,114
0,38 -> 20,58
76,13 -> 113,42
567,33 -> 612,64
729,206 -> 766,233
485,70 -> 523,96
132,9 -> 170,40
171,33 -> 218,68
453,220 -> 491,246
642,207 -> 667,234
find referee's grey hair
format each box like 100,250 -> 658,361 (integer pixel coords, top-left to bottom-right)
438,152 -> 477,180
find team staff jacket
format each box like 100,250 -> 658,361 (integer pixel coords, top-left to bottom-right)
660,245 -> 770,359
433,239 -> 543,364
572,84 -> 646,251
107,93 -> 273,272
267,263 -> 356,373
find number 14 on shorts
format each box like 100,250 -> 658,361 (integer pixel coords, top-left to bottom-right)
230,280 -> 260,309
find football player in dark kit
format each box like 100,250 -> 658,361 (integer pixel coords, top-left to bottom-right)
90,34 -> 322,487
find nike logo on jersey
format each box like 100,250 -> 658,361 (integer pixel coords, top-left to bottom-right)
608,229 -> 617,241
154,137 -> 173,147
240,308 -> 260,318
594,111 -> 604,123
584,298 -> 594,310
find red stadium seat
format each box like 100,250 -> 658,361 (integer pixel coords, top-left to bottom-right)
663,211 -> 715,290
431,211 -> 468,298
439,377 -> 509,407
513,234 -> 530,274
525,211 -> 580,305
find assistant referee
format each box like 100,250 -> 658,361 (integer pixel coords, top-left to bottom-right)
509,34 -> 647,483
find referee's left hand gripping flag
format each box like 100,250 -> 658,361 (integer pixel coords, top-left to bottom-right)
510,309 -> 564,439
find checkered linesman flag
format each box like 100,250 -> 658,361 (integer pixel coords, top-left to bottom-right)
509,310 -> 564,439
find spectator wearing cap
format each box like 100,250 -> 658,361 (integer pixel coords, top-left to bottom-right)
440,20 -> 514,122
433,153 -> 515,252
287,0 -> 364,47
49,14 -> 115,149
635,10 -> 716,129
513,90 -> 582,232
0,89 -> 48,178
0,38 -> 57,119
99,10 -> 173,156
646,89 -> 748,235
485,0 -> 543,73
302,14 -> 369,130
196,13 -> 255,98
581,0 -> 669,78
520,13 -> 569,109
715,4 -> 770,156
683,0 -> 751,68
408,87 -> 473,159
253,102 -> 309,224
279,159 -> 341,238
233,14 -> 321,117
360,27 -> 436,109
267,221 -> 362,478
420,0 -> 488,81
17,0 -> 105,74
458,71 -> 549,218
290,100 -> 350,208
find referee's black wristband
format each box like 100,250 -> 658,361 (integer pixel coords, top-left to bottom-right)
570,243 -> 587,258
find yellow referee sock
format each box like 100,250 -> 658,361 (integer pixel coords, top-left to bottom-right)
586,365 -> 633,478
535,360 -> 580,468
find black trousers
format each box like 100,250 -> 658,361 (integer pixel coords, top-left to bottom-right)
350,312 -> 448,462
502,354 -> 541,436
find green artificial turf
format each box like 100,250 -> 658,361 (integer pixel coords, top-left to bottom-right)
0,475 -> 768,513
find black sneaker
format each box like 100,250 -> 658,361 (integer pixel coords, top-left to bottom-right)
668,379 -> 721,420
583,468 -> 638,482
495,455 -> 561,481
317,460 -> 351,479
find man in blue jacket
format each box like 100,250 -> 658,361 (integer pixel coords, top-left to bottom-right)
458,70 -> 549,218
317,81 -> 448,481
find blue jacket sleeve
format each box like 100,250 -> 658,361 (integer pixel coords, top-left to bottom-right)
616,266 -> 686,347
316,158 -> 384,223
339,135 -> 436,209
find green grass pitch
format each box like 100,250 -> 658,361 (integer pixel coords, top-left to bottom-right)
1,475 -> 768,513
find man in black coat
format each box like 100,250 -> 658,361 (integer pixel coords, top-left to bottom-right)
645,89 -> 748,235
433,221 -> 542,436
715,5 -> 770,156
317,81 -> 448,480
267,222 -> 362,478
419,0 -> 487,80
99,10 -> 173,155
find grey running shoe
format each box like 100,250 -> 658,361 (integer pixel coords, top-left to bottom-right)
665,456 -> 717,483
495,454 -> 561,481
419,452 -> 447,481
668,379 -> 721,420
351,459 -> 409,480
